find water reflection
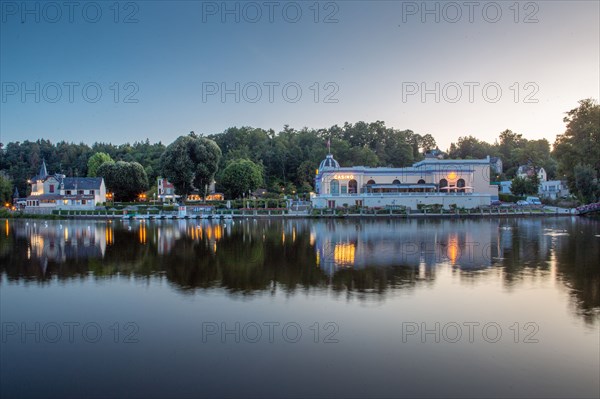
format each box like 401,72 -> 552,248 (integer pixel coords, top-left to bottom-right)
1,217 -> 598,321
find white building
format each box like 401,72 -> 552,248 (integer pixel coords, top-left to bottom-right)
539,180 -> 570,200
517,165 -> 547,182
157,177 -> 178,202
25,160 -> 106,212
311,154 -> 498,209
499,181 -> 512,194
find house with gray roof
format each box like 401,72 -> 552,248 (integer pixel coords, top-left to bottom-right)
25,160 -> 106,212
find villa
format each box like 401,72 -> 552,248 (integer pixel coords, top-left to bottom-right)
311,153 -> 498,209
25,160 -> 106,213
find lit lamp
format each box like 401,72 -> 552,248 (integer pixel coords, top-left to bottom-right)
447,171 -> 458,181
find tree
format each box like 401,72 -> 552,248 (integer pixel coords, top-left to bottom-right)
219,159 -> 264,199
0,172 -> 12,204
511,176 -> 538,196
87,152 -> 114,177
97,161 -> 149,202
553,99 -> 600,192
160,134 -> 222,198
447,136 -> 494,159
574,164 -> 599,203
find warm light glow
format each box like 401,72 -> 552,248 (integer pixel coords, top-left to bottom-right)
334,242 -> 356,266
205,193 -> 224,201
105,226 -> 114,245
5,220 -> 9,237
447,172 -> 458,181
447,235 -> 459,265
139,223 -> 147,244
333,174 -> 354,180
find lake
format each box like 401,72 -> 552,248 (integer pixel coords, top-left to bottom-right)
1,217 -> 599,398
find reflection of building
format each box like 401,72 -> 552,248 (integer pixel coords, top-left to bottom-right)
312,154 -> 498,209
15,221 -> 107,273
25,160 -> 106,212
312,220 -> 498,276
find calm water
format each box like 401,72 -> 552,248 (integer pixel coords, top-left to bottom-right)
1,217 -> 599,398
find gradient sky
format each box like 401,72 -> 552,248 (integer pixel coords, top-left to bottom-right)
1,0 -> 598,151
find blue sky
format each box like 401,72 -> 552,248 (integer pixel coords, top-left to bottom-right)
1,0 -> 598,150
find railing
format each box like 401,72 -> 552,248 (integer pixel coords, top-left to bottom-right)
317,192 -> 485,198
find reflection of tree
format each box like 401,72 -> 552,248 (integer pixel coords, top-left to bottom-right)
330,265 -> 427,297
553,219 -> 600,322
1,218 -> 599,323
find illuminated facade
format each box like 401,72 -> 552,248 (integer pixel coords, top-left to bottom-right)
25,160 -> 106,212
312,154 -> 498,209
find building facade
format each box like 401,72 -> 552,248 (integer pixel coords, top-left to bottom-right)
517,165 -> 547,182
25,161 -> 106,212
539,180 -> 570,200
311,154 -> 498,209
157,177 -> 178,202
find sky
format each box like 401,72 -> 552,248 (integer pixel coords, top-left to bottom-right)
1,0 -> 599,151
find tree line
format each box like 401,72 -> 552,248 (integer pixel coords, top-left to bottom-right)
0,99 -> 598,203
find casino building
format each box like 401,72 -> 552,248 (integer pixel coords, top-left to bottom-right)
311,153 -> 498,209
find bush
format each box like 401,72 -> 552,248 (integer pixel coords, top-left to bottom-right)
499,193 -> 523,203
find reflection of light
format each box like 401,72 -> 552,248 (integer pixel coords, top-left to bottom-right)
64,227 -> 69,242
292,227 -> 296,243
30,234 -> 44,258
334,242 -> 355,266
310,232 -> 315,246
447,235 -> 459,265
204,224 -> 222,241
4,220 -> 8,237
105,226 -> 114,245
316,251 -> 320,266
282,232 -> 285,244
139,223 -> 147,244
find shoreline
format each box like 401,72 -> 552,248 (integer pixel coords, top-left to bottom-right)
1,209 -> 578,221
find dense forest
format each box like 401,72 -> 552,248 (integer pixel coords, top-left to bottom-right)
0,99 -> 598,203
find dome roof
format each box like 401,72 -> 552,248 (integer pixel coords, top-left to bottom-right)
319,154 -> 340,170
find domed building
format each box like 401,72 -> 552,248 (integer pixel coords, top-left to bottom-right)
312,154 -> 499,210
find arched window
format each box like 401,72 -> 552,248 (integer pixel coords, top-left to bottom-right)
330,179 -> 339,195
439,179 -> 448,191
417,179 -> 426,184
348,179 -> 358,194
457,178 -> 466,192
392,179 -> 400,185
367,179 -> 376,185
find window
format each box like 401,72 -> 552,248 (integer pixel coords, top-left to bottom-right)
49,185 -> 55,193
367,179 -> 376,185
66,190 -> 71,195
78,190 -> 84,195
392,179 -> 400,185
89,190 -> 94,195
341,186 -> 347,194
439,179 -> 448,191
418,179 -> 426,185
348,179 -> 358,194
457,179 -> 466,192
330,179 -> 339,195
